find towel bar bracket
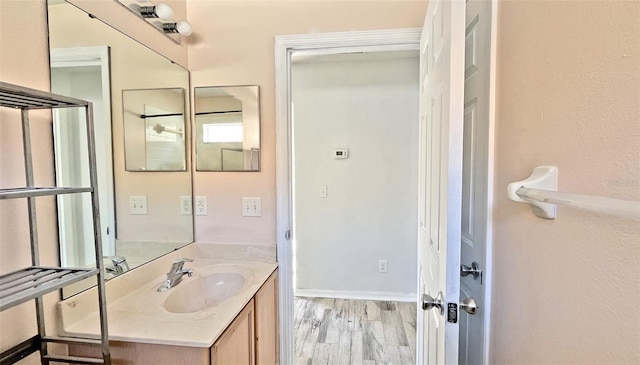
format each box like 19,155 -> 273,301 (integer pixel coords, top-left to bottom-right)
507,166 -> 558,219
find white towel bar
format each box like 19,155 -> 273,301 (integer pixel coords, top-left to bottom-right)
508,166 -> 640,220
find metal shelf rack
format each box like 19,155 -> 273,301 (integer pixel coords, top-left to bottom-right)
0,82 -> 111,364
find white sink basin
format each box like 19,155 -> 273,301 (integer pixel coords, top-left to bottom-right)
163,272 -> 245,314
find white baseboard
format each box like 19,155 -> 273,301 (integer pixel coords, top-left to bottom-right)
295,289 -> 416,302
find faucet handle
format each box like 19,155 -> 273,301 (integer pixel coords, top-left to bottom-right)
174,258 -> 194,264
105,255 -> 127,265
171,258 -> 193,271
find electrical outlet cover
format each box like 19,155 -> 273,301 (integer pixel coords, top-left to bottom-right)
195,196 -> 207,215
378,259 -> 388,273
180,196 -> 192,215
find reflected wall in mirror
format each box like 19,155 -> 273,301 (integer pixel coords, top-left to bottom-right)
195,86 -> 261,171
123,88 -> 186,171
47,0 -> 193,297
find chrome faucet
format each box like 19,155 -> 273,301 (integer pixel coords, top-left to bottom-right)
157,258 -> 194,292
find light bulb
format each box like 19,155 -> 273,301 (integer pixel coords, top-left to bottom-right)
154,3 -> 174,20
158,21 -> 193,37
176,20 -> 192,36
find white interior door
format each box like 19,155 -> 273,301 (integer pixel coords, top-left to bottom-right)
459,0 -> 493,363
417,0 -> 466,363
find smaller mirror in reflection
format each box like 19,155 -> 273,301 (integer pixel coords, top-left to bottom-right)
195,85 -> 260,171
123,88 -> 187,171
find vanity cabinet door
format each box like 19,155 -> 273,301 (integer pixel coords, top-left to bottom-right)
255,269 -> 279,365
211,298 -> 255,365
69,341 -> 209,365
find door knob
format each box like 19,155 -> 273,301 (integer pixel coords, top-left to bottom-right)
421,291 -> 444,315
460,297 -> 478,315
460,261 -> 482,280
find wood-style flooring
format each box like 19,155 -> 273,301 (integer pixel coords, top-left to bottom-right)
294,297 -> 417,365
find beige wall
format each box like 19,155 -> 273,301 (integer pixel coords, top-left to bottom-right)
0,1 -> 60,363
187,0 -> 428,244
491,1 -> 640,363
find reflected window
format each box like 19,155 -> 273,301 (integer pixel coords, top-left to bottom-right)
195,85 -> 260,171
203,122 -> 243,143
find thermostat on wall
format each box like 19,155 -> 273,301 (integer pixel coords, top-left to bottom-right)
334,149 -> 349,159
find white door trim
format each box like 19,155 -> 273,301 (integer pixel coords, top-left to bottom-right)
275,28 -> 421,365
483,1 -> 498,363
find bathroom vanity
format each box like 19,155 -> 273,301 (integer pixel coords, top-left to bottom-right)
212,268 -> 278,365
57,245 -> 279,365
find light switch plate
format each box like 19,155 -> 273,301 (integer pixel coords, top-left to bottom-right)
242,197 -> 261,217
129,196 -> 147,215
319,185 -> 328,198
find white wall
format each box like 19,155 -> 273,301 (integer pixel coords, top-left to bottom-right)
292,53 -> 419,299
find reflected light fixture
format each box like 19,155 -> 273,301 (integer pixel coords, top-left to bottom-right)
138,2 -> 174,20
161,20 -> 193,36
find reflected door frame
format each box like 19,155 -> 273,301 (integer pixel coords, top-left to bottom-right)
51,46 -> 116,260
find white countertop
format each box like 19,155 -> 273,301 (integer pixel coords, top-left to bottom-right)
58,258 -> 277,348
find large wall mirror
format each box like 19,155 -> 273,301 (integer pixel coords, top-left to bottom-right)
195,86 -> 261,171
47,0 -> 193,297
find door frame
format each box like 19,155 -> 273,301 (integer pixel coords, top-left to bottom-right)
275,28 -> 421,364
50,46 -> 116,257
482,1 -> 498,363
274,19 -> 497,362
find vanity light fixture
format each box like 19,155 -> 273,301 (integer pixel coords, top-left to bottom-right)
160,20 -> 193,36
138,2 -> 174,20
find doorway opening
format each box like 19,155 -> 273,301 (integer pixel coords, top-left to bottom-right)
290,49 -> 420,363
275,29 -> 422,364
